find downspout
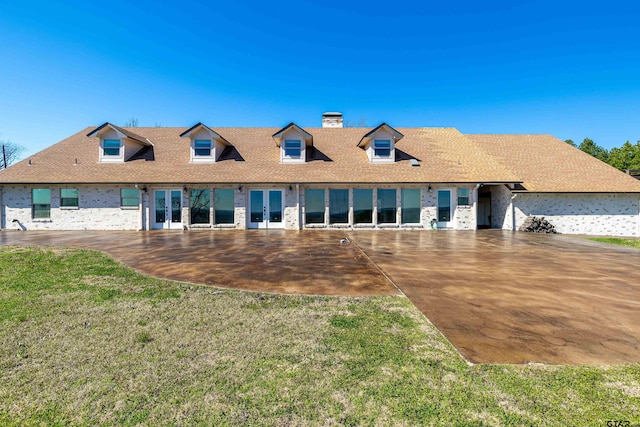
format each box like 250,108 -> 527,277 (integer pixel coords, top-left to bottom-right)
473,184 -> 481,230
510,193 -> 518,231
296,183 -> 301,230
135,184 -> 144,231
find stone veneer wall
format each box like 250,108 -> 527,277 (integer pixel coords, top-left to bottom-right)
491,184 -> 513,230
2,185 -> 141,230
513,193 -> 640,237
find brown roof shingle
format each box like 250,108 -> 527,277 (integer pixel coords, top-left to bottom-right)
2,126 -> 639,193
469,134 -> 640,192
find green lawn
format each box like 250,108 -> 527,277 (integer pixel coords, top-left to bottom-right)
589,237 -> 640,249
1,247 -> 639,426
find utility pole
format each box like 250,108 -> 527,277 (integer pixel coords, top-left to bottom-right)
2,144 -> 6,169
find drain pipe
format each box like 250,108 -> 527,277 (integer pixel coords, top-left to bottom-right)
473,184 -> 481,230
510,193 -> 518,231
296,183 -> 301,230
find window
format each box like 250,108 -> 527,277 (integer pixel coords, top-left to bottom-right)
377,189 -> 396,224
305,189 -> 325,224
284,140 -> 302,158
329,189 -> 348,224
190,189 -> 210,224
373,140 -> 391,158
32,188 -> 51,219
120,188 -> 139,208
353,189 -> 373,224
458,188 -> 470,206
401,188 -> 420,223
60,188 -> 79,208
194,139 -> 212,157
214,189 -> 234,224
103,139 -> 121,156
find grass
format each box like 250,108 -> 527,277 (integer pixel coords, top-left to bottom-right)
0,246 -> 639,426
589,237 -> 640,249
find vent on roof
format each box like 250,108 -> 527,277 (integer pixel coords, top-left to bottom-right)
410,159 -> 419,167
322,112 -> 343,128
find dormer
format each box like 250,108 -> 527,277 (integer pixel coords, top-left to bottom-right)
272,123 -> 313,164
87,122 -> 153,163
180,122 -> 231,163
357,123 -> 404,163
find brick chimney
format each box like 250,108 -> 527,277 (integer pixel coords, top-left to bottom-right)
322,112 -> 343,128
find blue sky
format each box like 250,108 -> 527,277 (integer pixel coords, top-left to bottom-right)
1,0 -> 639,156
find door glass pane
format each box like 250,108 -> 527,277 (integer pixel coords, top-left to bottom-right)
250,191 -> 264,222
215,189 -> 235,224
401,188 -> 421,223
269,191 -> 282,222
353,189 -> 373,224
305,189 -> 325,224
171,191 -> 182,223
329,189 -> 348,224
438,190 -> 451,222
377,189 -> 397,224
190,189 -> 210,224
155,191 -> 166,223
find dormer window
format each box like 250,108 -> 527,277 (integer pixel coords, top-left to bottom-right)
272,123 -> 312,164
284,140 -> 302,159
102,139 -> 122,157
357,123 -> 404,164
373,140 -> 391,158
180,123 -> 231,163
194,139 -> 212,157
88,122 -> 153,163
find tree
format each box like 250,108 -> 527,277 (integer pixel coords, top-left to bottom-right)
124,117 -> 139,127
578,138 -> 609,163
564,139 -> 576,147
607,140 -> 640,172
0,141 -> 26,169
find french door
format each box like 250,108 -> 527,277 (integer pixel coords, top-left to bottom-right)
248,189 -> 284,229
437,189 -> 453,228
152,189 -> 182,229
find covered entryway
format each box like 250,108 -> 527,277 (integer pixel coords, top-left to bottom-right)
477,186 -> 492,228
152,189 -> 182,229
248,189 -> 285,229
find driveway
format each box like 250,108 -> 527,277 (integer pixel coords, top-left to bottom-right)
349,230 -> 640,365
0,230 -> 397,296
1,229 -> 639,365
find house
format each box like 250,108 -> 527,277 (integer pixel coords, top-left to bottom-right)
1,113 -> 640,236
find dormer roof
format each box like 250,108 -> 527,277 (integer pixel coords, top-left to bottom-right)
87,122 -> 153,146
179,122 -> 231,146
272,122 -> 313,147
357,123 -> 404,148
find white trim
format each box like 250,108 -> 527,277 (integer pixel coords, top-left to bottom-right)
437,188 -> 454,228
247,189 -> 285,229
99,138 -> 124,162
151,188 -> 183,229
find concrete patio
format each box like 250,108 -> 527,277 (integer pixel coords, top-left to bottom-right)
1,229 -> 639,365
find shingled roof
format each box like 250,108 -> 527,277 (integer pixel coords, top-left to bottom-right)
2,126 -> 640,194
469,134 -> 640,193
